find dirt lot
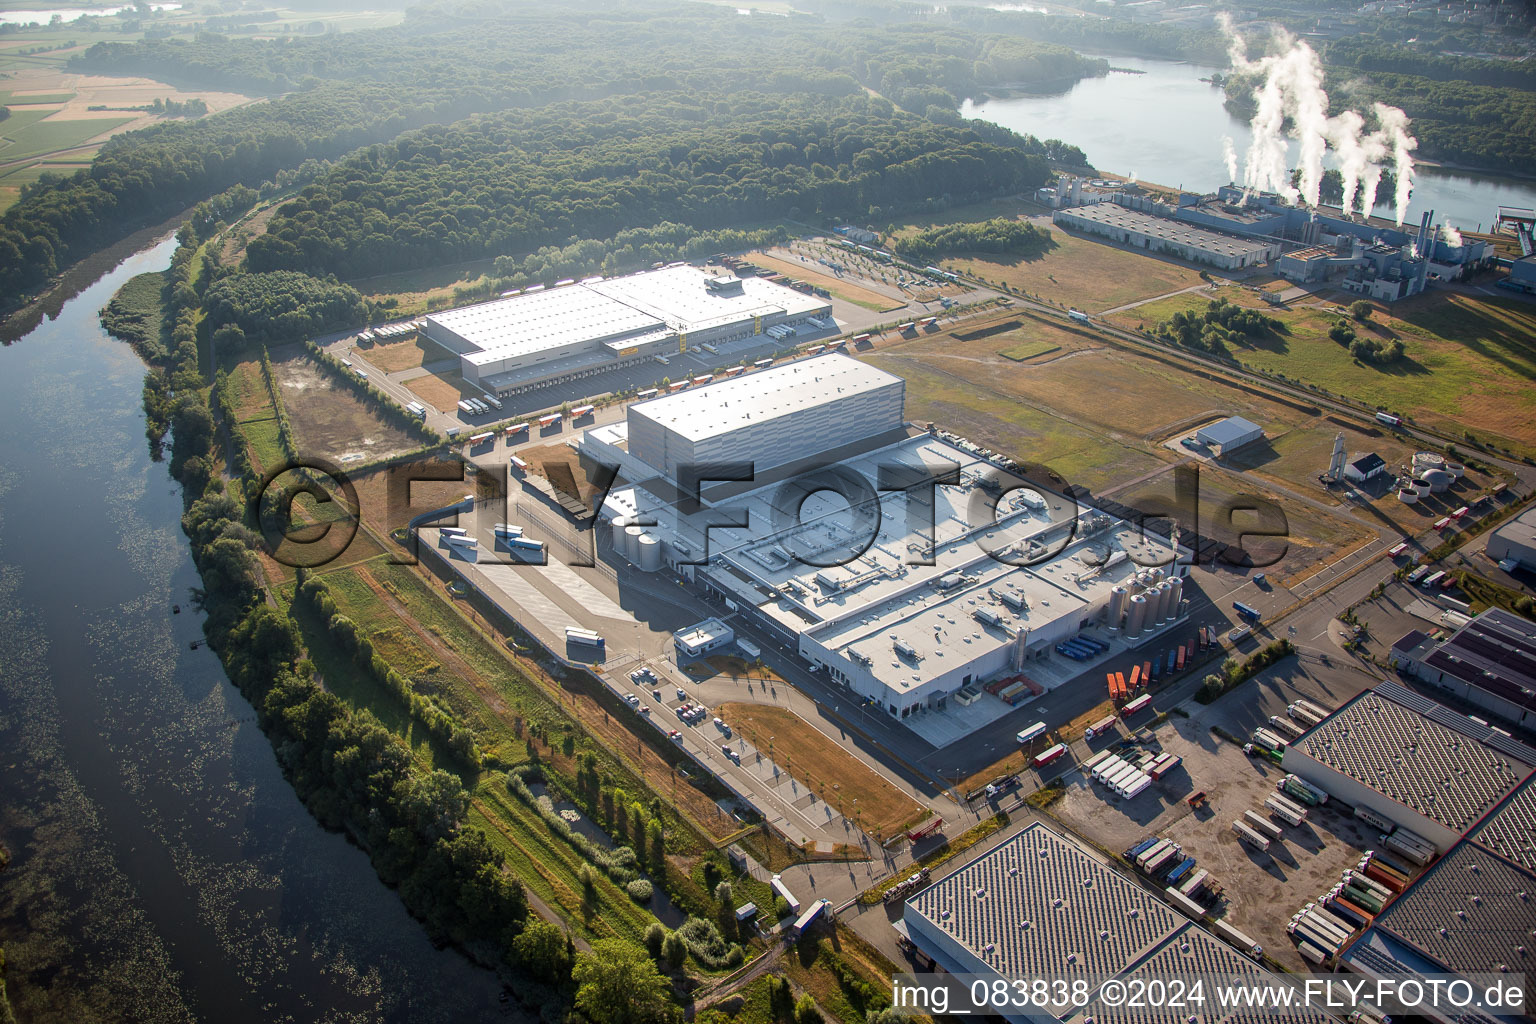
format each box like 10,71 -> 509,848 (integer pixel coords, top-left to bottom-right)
717,702 -> 926,837
405,368 -> 474,410
1048,655 -> 1384,971
361,334 -> 455,372
750,251 -> 909,312
270,348 -> 424,464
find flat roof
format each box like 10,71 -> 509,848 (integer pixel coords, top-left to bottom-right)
1292,683 -> 1536,835
1422,608 -> 1536,714
1354,839 -> 1536,1007
587,265 -> 826,329
1197,415 -> 1263,446
628,354 -> 902,444
1059,203 -> 1277,258
1491,506 -> 1536,551
428,285 -> 665,367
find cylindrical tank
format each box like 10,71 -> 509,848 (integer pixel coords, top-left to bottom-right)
1412,452 -> 1444,470
610,515 -> 632,550
1168,575 -> 1184,620
1148,567 -> 1164,587
1397,488 -> 1419,504
1107,586 -> 1128,631
1157,582 -> 1175,623
1419,469 -> 1452,493
636,533 -> 662,572
1126,595 -> 1148,637
624,525 -> 644,560
1445,461 -> 1465,479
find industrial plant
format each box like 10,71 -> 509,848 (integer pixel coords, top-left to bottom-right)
579,354 -> 1188,732
422,264 -> 832,395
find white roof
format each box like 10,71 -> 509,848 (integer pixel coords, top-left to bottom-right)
428,285 -> 663,368
587,265 -> 826,329
629,354 -> 900,443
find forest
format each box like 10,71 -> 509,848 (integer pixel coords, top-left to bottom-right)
244,93 -> 1056,280
0,0 -> 1103,302
891,217 -> 1055,263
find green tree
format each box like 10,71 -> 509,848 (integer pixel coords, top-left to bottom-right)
644,921 -> 667,958
662,930 -> 688,970
572,938 -> 674,1024
1349,300 -> 1373,321
511,919 -> 573,985
795,993 -> 824,1024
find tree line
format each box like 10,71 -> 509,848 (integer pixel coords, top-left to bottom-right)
0,0 -> 1105,304
243,92 -> 1055,281
890,217 -> 1055,263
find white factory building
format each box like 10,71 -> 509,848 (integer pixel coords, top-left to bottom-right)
580,355 -> 1186,728
421,265 -> 831,393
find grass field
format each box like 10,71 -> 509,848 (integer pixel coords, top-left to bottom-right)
999,340 -> 1060,361
1111,285 -> 1536,452
362,333 -> 455,372
716,703 -> 925,838
887,203 -> 1207,313
0,91 -> 75,105
0,114 -> 133,160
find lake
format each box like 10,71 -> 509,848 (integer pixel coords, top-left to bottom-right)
962,54 -> 1536,233
0,4 -> 180,26
0,237 -> 522,1023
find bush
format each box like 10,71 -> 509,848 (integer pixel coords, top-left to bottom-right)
674,917 -> 744,971
1329,320 -> 1356,345
1349,300 -> 1373,321
627,879 -> 655,904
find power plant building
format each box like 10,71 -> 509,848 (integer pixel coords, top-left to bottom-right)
581,355 -> 1185,729
1052,202 -> 1281,271
423,265 -> 830,393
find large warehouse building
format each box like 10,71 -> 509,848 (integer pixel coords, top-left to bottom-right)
422,265 -> 831,393
581,354 -> 1186,731
1053,201 -> 1281,271
1485,506 -> 1536,570
903,822 -> 1333,1024
1390,608 -> 1536,729
625,355 -> 905,480
1280,682 -> 1536,851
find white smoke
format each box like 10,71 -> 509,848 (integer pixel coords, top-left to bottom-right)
1221,136 -> 1238,183
1440,220 -> 1463,247
1221,21 -> 1417,225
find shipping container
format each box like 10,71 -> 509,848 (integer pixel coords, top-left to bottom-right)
1120,774 -> 1153,799
1244,810 -> 1283,840
1136,839 -> 1174,870
1033,743 -> 1068,768
1353,805 -> 1396,833
1148,754 -> 1181,780
1265,795 -> 1307,826
564,627 -> 604,647
1015,722 -> 1047,745
1231,820 -> 1270,852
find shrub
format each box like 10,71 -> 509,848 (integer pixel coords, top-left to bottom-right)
627,879 -> 655,904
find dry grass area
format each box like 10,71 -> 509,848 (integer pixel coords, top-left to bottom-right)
405,368 -> 473,409
362,333 -> 455,372
749,251 -> 908,312
717,702 -> 925,837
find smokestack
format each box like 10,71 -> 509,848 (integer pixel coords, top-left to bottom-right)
1417,210 -> 1433,257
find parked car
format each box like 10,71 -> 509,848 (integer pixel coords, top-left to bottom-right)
624,694 -> 640,707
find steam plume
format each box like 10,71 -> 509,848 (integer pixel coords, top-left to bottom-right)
1221,136 -> 1238,183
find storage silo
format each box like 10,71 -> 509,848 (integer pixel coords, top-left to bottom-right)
1107,586 -> 1129,631
610,515 -> 631,550
1412,452 -> 1444,473
1167,575 -> 1184,620
1419,469 -> 1452,494
1157,582 -> 1175,623
1397,487 -> 1419,504
1126,594 -> 1148,638
624,524 -> 644,560
1445,461 -> 1465,480
636,533 -> 662,572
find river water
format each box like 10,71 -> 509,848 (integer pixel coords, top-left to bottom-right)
962,54 -> 1536,233
0,238 -> 519,1023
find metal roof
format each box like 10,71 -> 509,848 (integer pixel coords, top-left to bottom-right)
1195,415 -> 1264,447
1467,774 -> 1536,873
905,822 -> 1186,980
1059,203 -> 1278,259
428,284 -> 664,366
1293,683 -> 1536,835
1490,507 -> 1536,553
1420,609 -> 1536,715
628,354 -> 902,443
1349,452 -> 1386,474
1364,840 -> 1536,999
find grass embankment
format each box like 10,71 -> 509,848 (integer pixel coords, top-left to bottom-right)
717,703 -> 926,839
1113,286 -> 1536,454
858,813 -> 1009,904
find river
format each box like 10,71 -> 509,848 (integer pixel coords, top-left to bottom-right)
0,238 -> 521,1023
962,54 -> 1536,233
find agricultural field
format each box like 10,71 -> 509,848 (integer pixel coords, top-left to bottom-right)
887,202 -> 1207,312
269,346 -> 425,465
1111,284 -> 1536,453
717,703 -> 927,838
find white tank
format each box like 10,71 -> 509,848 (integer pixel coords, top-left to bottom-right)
1445,462 -> 1465,479
610,515 -> 632,550
1412,452 -> 1444,473
1397,488 -> 1419,504
1419,469 -> 1452,493
1159,581 -> 1176,623
1107,586 -> 1129,630
637,532 -> 662,572
1126,594 -> 1148,637
624,525 -> 644,560
1168,575 -> 1184,620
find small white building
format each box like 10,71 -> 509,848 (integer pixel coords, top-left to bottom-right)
1344,452 -> 1387,484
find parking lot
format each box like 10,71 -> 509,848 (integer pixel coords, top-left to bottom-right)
1048,653 -> 1385,971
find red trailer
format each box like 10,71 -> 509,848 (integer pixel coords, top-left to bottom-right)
907,818 -> 945,843
1033,743 -> 1068,769
1176,646 -> 1186,671
1142,661 -> 1153,687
